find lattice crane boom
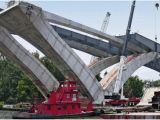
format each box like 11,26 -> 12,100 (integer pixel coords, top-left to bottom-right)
100,12 -> 111,33
113,0 -> 136,99
90,12 -> 111,63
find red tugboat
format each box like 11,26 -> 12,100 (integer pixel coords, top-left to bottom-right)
13,78 -> 94,119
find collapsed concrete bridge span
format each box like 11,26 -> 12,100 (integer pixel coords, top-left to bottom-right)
102,52 -> 159,96
0,26 -> 59,98
0,2 -> 103,103
1,1 -> 160,104
88,56 -> 120,76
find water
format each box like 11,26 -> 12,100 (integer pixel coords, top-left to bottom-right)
0,111 -> 18,119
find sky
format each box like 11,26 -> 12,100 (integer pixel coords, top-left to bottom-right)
0,0 -> 160,81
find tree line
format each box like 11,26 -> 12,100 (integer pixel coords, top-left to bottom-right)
0,51 -> 159,104
0,51 -> 64,104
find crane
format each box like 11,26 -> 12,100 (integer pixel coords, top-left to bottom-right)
90,12 -> 111,63
155,1 -> 159,43
113,0 -> 136,100
100,12 -> 111,33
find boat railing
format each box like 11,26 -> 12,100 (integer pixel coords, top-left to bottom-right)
57,90 -> 64,101
30,95 -> 45,105
37,104 -> 44,114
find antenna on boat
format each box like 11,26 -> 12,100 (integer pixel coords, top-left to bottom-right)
63,70 -> 68,78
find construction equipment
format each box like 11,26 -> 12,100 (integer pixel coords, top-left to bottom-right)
101,12 -> 111,33
105,97 -> 140,106
7,0 -> 16,8
113,0 -> 136,100
154,1 -> 159,43
155,2 -> 159,10
90,12 -> 111,63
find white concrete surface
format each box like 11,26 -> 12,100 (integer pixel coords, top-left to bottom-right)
100,55 -> 136,91
0,26 -> 59,98
137,87 -> 160,106
0,2 -> 103,103
103,52 -> 159,94
0,1 -> 158,104
88,56 -> 120,76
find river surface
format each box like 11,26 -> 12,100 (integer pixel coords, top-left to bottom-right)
0,111 -> 18,119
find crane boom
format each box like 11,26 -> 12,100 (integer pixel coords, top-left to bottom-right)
100,12 -> 111,33
113,0 -> 136,99
90,12 -> 111,63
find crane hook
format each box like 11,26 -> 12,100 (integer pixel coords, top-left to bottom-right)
155,3 -> 159,10
155,34 -> 157,42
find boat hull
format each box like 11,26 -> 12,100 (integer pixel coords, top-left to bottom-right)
12,111 -> 95,119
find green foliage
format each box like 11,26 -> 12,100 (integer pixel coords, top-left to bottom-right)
0,51 -> 152,103
32,51 -> 40,59
40,56 -> 64,81
123,76 -> 145,98
0,101 -> 4,108
104,71 -> 107,76
0,51 -> 64,104
6,96 -> 14,104
143,79 -> 160,89
151,80 -> 160,87
0,55 -> 22,104
13,105 -> 18,109
95,73 -> 102,82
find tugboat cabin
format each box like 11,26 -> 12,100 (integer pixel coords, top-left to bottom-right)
29,78 -> 92,116
45,79 -> 81,115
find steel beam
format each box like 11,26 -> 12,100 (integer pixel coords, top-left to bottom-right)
145,58 -> 160,72
52,25 -> 132,56
118,33 -> 160,53
0,8 -> 3,12
116,34 -> 151,52
43,10 -> 144,53
133,33 -> 160,52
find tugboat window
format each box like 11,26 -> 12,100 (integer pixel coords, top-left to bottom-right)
67,94 -> 70,98
73,83 -> 76,87
72,105 -> 75,109
77,104 -> 80,109
48,105 -> 51,110
72,94 -> 76,101
41,108 -> 44,113
70,83 -> 72,87
61,84 -> 63,87
63,105 -> 67,110
58,105 -> 61,110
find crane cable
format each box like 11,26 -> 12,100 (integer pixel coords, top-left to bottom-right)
155,0 -> 159,42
